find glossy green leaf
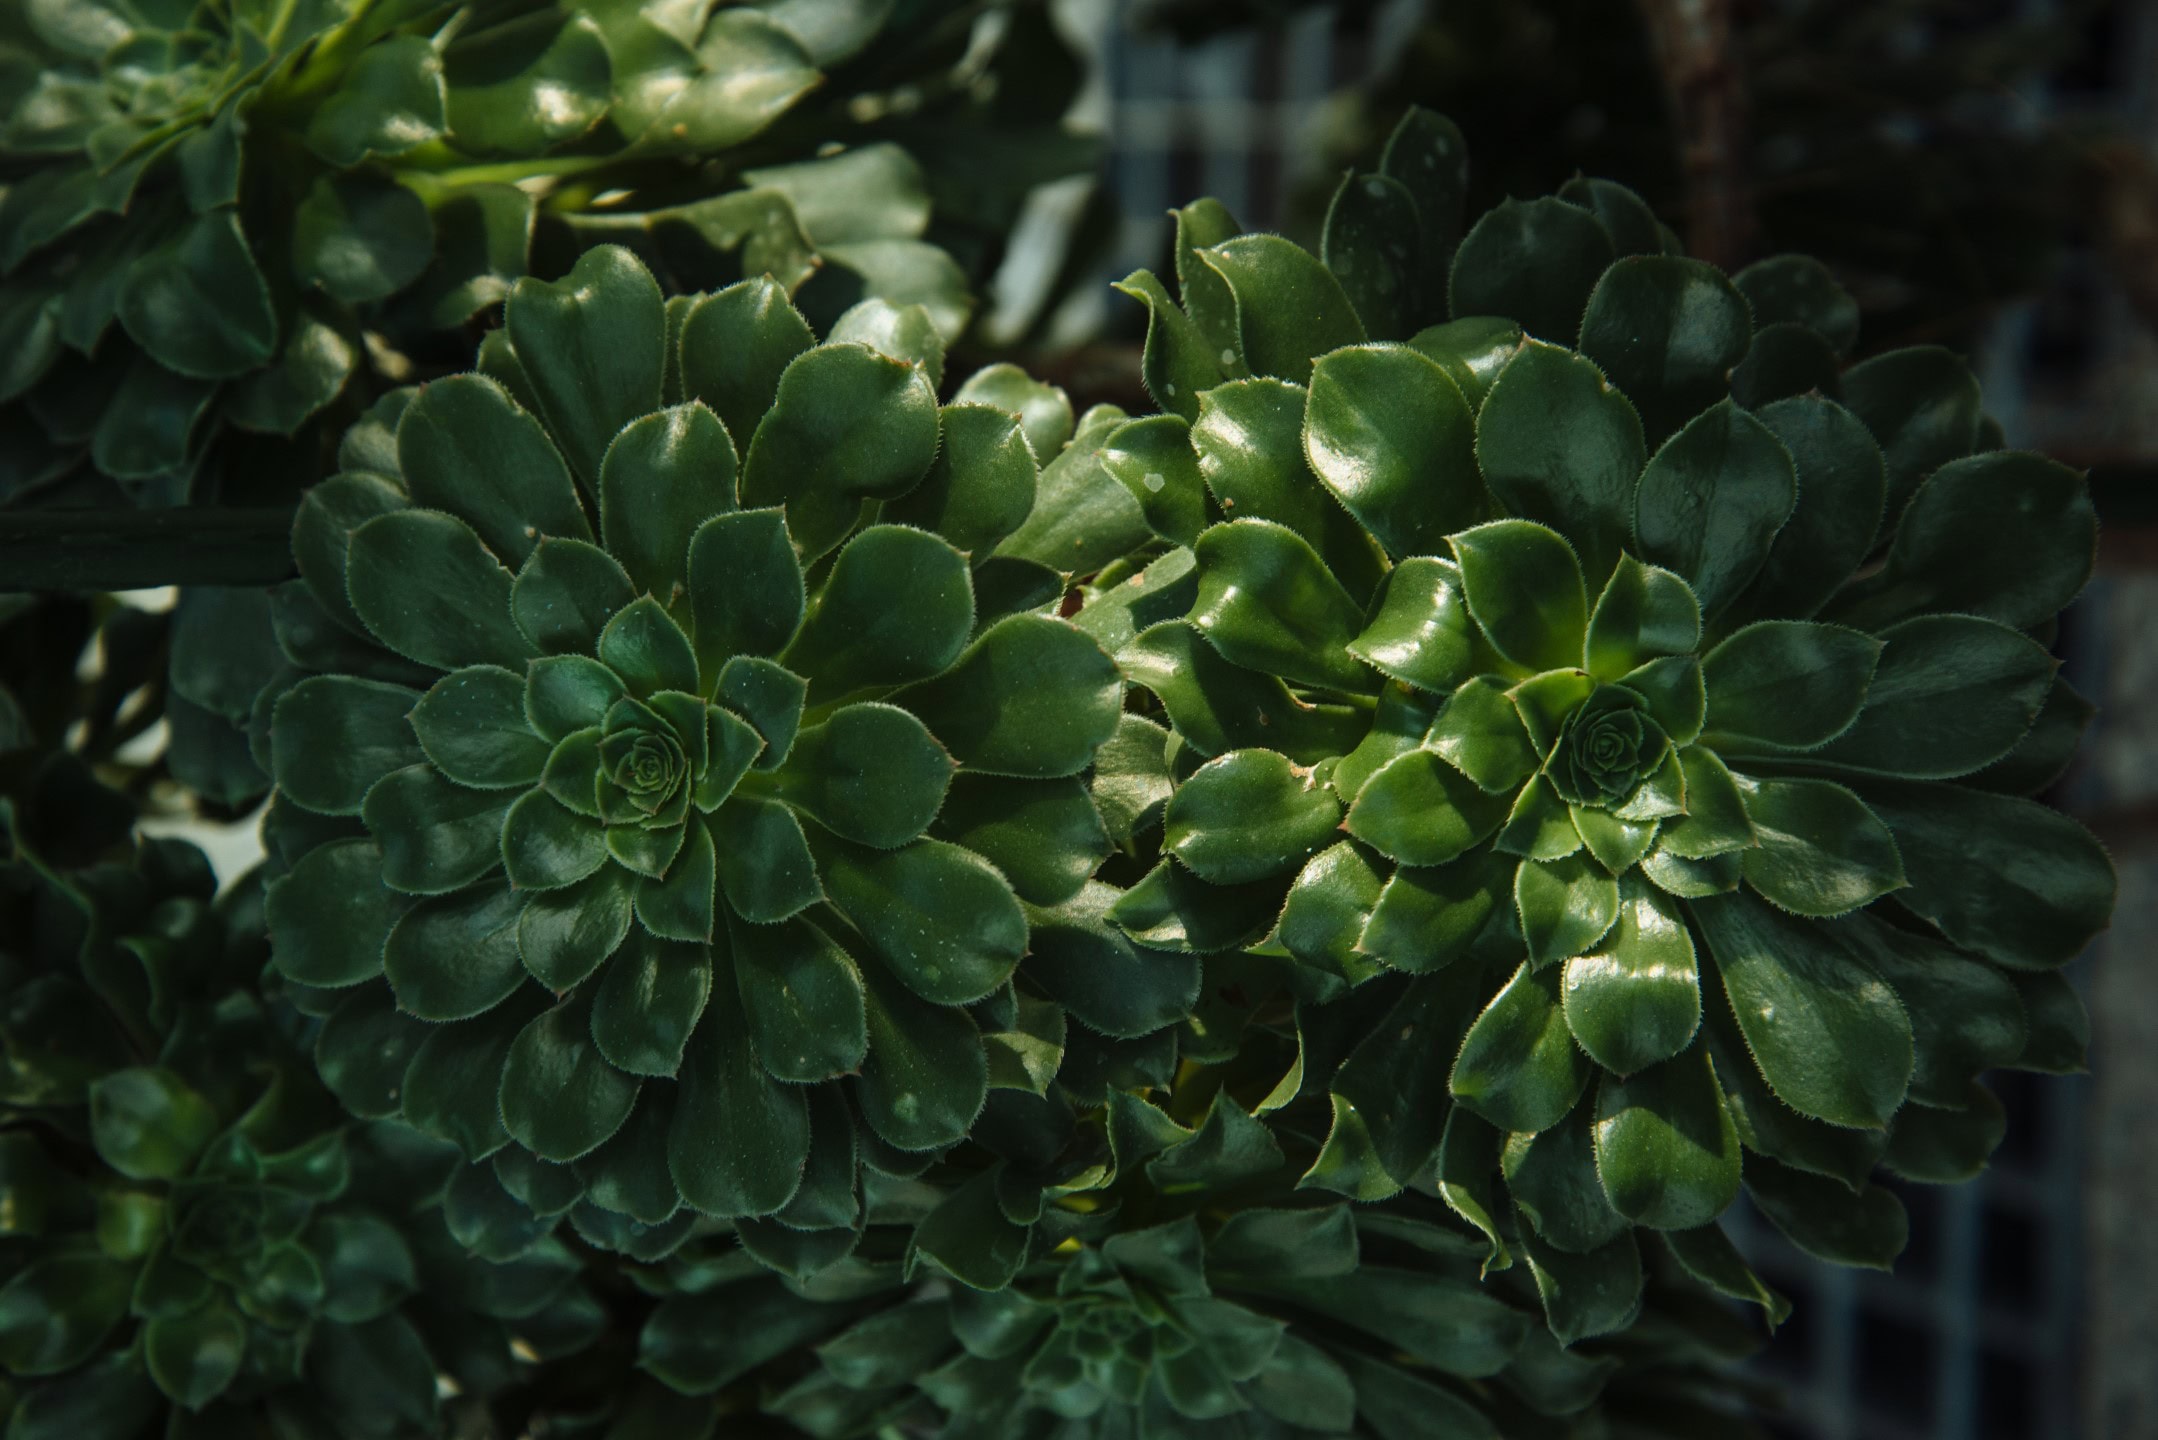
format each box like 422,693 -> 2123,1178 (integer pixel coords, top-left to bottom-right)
1663,1224 -> 1790,1327
711,796 -> 822,924
1449,520 -> 1588,672
1190,376 -> 1378,591
1734,253 -> 1860,354
1700,620 -> 1880,751
669,977 -> 809,1216
591,931 -> 711,1078
1744,1158 -> 1907,1270
293,174 -> 432,304
408,666 -> 550,789
1109,860 -> 1286,955
1452,962 -> 1591,1134
511,539 -> 636,657
1514,852 -> 1620,966
1304,343 -> 1483,558
820,838 -> 1025,1006
1584,554 -> 1700,682
1190,519 -> 1369,689
688,509 -> 804,674
1811,615 -> 2055,778
1693,889 -> 1913,1129
501,990 -> 640,1162
740,344 -> 941,559
0,1252 -> 133,1375
932,775 -> 1109,907
1123,621 -> 1366,764
364,764 -> 510,895
348,511 -> 534,672
778,704 -> 952,849
730,913 -> 867,1084
1347,557 -> 1477,692
1450,196 -> 1614,345
1473,341 -> 1645,575
1098,413 -> 1209,549
444,10 -> 612,154
852,955 -> 988,1152
1112,268 -> 1222,424
829,298 -> 944,387
89,1068 -> 216,1181
1433,1109 -> 1514,1275
600,403 -> 739,602
1358,848 -> 1515,975
599,596 -> 700,700
384,884 -> 530,1021
1838,345 -> 1982,514
1321,170 -> 1420,339
1634,401 -> 1797,623
1592,1046 -> 1741,1228
1734,773 -> 1905,917
1028,882 -> 1202,1039
1200,233 -> 1367,384
304,33 -> 446,165
268,838 -> 403,987
1561,874 -> 1699,1074
525,657 -> 625,746
117,208 -> 275,379
501,789 -> 609,891
1346,748 -> 1509,867
1426,677 -> 1538,793
882,404 -> 1037,557
316,987 -> 429,1118
633,819 -> 718,942
1861,781 -> 2114,971
272,676 -> 421,816
1518,1229 -> 1642,1346
1579,256 -> 1752,443
403,996 -> 545,1160
898,614 -> 1121,778
954,362 -> 1075,463
1503,1101 -> 1628,1253
678,276 -> 814,447
783,524 -> 971,697
1734,396 -> 1888,621
1274,840 -> 1389,992
1161,749 -> 1341,886
991,402 -> 1153,579
398,378 -> 590,576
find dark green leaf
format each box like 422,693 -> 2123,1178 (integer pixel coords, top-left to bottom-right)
1732,396 -> 1887,622
784,525 -> 972,697
1503,1101 -> 1628,1252
0,1253 -> 132,1376
881,404 -> 1037,557
1112,268 -> 1221,424
89,1067 -> 216,1181
1518,1229 -> 1642,1346
1593,1045 -> 1741,1229
272,676 -> 421,816
1811,615 -> 2056,778
1190,376 -> 1383,595
1028,882 -> 1202,1039
600,403 -> 739,601
931,775 -> 1109,907
1450,196 -> 1614,345
364,763 -> 511,894
1200,234 -> 1367,385
1408,315 -> 1523,410
501,989 -> 639,1162
512,539 -> 636,657
820,837 -> 1024,1005
1578,257 -> 1751,444
1345,749 -> 1509,867
1358,847 -> 1516,975
444,10 -> 613,155
117,208 -> 275,379
1838,345 -> 1982,515
294,174 -> 432,304
898,614 -> 1122,779
688,509 -> 804,673
1700,620 -> 1880,751
304,33 -> 446,165
502,789 -> 609,891
1733,253 -> 1859,354
591,930 -> 711,1077
1472,340 -> 1644,576
1562,874 -> 1700,1074
1304,343 -> 1483,558
1452,962 -> 1591,1134
1662,1225 -> 1790,1327
383,883 -> 530,1021
1165,748 -> 1343,884
954,363 -> 1075,464
1449,520 -> 1588,672
1734,774 -> 1905,917
1347,557 -> 1477,692
410,665 -> 549,789
1633,401 -> 1797,623
729,912 -> 867,1083
1744,1158 -> 1907,1270
711,796 -> 822,924
852,953 -> 988,1151
348,510 -> 535,671
1321,170 -> 1421,339
1099,413 -> 1209,549
404,995 -> 546,1160
678,276 -> 814,448
1122,620 -> 1366,764
1190,519 -> 1369,690
268,838 -> 403,987
669,975 -> 809,1216
633,818 -> 718,942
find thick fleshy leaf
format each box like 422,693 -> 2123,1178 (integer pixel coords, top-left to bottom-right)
1474,340 -> 1645,574
1560,175 -> 1664,256
1110,861 -> 1287,955
512,539 -> 636,656
1503,1101 -> 1627,1253
1838,345 -> 1982,514
1663,1225 -> 1791,1327
715,657 -> 802,774
293,174 -> 433,304
669,979 -> 809,1216
711,797 -> 822,924
268,838 -> 403,987
730,913 -> 867,1083
775,704 -> 951,848
1358,847 -> 1516,975
1452,962 -> 1591,1134
1810,615 -> 2056,779
1861,781 -> 2114,971
1426,678 -> 1538,793
397,374 -> 589,569
117,209 -> 275,379
1200,234 -> 1366,384
1274,841 -> 1389,993
1190,377 -> 1383,596
1562,875 -> 1700,1074
932,776 -> 1110,908
1347,558 -> 1477,692
502,990 -> 640,1162
1744,1158 -> 1907,1270
1122,621 -> 1366,765
1408,316 -> 1522,412
1828,451 -> 2096,634
913,1167 -> 1031,1291
678,276 -> 814,447
633,819 -> 718,942
599,596 -> 700,699
1029,882 -> 1202,1039
1578,256 -> 1752,444
819,837 -> 1025,1006
688,509 -> 804,673
410,666 -> 549,789
1518,1230 -> 1643,1347
1734,774 -> 1905,917
89,1068 -> 216,1181
1099,412 -> 1210,548
1449,520 -> 1588,673
1837,912 -> 2025,1106
1321,169 -> 1421,339
0,1252 -> 131,1377
273,676 -> 422,816
305,32 -> 447,164
1735,396 -> 1887,622
316,987 -> 429,1118
1449,196 -> 1614,346
1190,519 -> 1369,690
1699,621 -> 1880,751
852,956 -> 988,1151
402,994 -> 545,1159
503,245 -> 663,487
1165,749 -> 1343,884
954,362 -> 1075,463
898,615 -> 1122,778
1112,268 -> 1220,423
591,931 -> 711,1077
1584,554 -> 1700,682
882,404 -> 1036,557
1514,852 -> 1621,967
1693,890 -> 1913,1129
1656,748 -> 1753,859
740,344 -> 941,559
1633,401 -> 1797,623
1304,344 -> 1483,558
1592,1046 -> 1741,1229
383,885 -> 529,1021
526,656 -> 626,743
1345,749 -> 1508,867
501,789 -> 609,891
600,403 -> 739,601
1734,253 -> 1859,353
783,524 -> 972,698
1884,1081 -> 2008,1183
364,764 -> 511,894
348,511 -> 535,671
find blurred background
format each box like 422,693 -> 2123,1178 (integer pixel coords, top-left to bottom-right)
18,1 -> 2151,1434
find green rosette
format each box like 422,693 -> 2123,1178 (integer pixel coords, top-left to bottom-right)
264,245 -> 1131,1265
1077,105 -> 2114,1343
0,764 -> 559,1438
0,0 -> 1082,504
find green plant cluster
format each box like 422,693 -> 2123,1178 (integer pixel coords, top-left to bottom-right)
0,100 -> 2117,1440
0,0 -> 1086,506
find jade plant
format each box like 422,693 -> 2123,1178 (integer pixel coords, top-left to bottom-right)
0,0 -> 1086,505
260,244 -> 1138,1264
1073,105 -> 2113,1340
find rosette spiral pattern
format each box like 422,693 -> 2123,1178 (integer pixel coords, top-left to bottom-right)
0,0 -> 1076,502
263,246 -> 1126,1263
1081,107 -> 2116,1342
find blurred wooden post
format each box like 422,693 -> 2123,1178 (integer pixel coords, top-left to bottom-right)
1636,0 -> 1751,269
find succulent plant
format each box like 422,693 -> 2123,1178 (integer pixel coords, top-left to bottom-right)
0,0 -> 1087,505
262,244 -> 1136,1264
1075,106 -> 2115,1343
